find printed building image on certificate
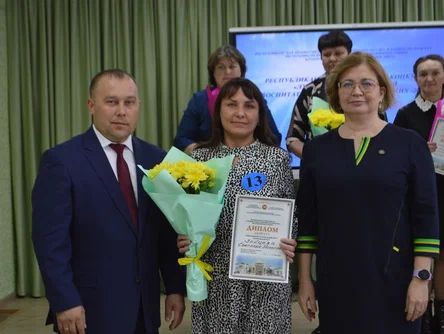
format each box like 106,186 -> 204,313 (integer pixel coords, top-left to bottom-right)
433,156 -> 444,172
233,255 -> 284,278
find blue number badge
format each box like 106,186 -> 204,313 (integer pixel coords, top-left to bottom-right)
241,172 -> 267,192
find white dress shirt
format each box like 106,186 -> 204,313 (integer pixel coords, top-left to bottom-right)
93,125 -> 138,202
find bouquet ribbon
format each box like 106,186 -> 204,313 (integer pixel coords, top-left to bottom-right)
178,234 -> 214,281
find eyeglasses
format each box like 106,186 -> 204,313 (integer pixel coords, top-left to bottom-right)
338,79 -> 379,93
215,63 -> 240,72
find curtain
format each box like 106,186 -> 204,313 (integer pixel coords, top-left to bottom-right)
6,0 -> 444,297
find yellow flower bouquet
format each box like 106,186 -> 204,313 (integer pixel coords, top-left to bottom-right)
139,147 -> 234,301
308,97 -> 345,136
148,161 -> 216,194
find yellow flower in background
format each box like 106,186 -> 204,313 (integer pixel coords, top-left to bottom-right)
148,160 -> 216,194
329,114 -> 345,129
309,108 -> 345,130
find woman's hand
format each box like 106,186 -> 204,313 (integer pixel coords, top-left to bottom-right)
405,278 -> 429,321
279,238 -> 296,263
177,235 -> 191,254
427,141 -> 437,153
184,143 -> 197,155
298,278 -> 317,321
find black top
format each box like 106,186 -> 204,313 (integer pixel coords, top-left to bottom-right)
394,98 -> 436,141
394,97 -> 444,249
296,124 -> 439,333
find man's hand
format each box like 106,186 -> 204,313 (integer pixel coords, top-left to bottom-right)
405,278 -> 429,321
165,293 -> 185,330
56,305 -> 86,334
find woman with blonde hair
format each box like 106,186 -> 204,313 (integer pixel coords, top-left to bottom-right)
297,52 -> 440,334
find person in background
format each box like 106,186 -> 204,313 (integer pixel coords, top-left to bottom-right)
286,30 -> 353,158
32,69 -> 185,334
173,45 -> 281,154
297,52 -> 440,334
177,78 -> 297,333
394,54 -> 444,334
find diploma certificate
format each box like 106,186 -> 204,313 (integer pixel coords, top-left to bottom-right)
430,118 -> 444,175
229,195 -> 295,283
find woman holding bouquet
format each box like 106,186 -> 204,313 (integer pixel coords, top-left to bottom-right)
173,45 -> 281,154
177,78 -> 297,333
394,54 -> 444,334
286,30 -> 353,157
285,31 -> 387,159
296,52 -> 440,334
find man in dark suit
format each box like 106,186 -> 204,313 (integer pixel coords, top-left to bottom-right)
32,69 -> 185,334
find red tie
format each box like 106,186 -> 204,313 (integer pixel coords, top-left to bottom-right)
110,144 -> 138,230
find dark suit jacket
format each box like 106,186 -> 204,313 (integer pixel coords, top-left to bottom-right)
32,127 -> 185,333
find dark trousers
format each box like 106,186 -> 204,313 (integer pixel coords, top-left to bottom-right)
134,303 -> 159,334
134,303 -> 146,334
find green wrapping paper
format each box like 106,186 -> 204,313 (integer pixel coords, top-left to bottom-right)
138,147 -> 234,301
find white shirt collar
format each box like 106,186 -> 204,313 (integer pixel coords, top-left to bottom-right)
415,95 -> 438,113
92,124 -> 134,152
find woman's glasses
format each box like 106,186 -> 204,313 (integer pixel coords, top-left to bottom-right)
215,63 -> 240,73
338,79 -> 379,93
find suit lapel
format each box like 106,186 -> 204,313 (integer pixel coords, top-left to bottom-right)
82,128 -> 137,237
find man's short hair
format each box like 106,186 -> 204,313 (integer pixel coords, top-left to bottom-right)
89,69 -> 137,98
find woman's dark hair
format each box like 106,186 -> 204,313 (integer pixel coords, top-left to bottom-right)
413,54 -> 444,97
318,30 -> 353,53
200,78 -> 278,148
207,45 -> 247,87
413,54 -> 444,77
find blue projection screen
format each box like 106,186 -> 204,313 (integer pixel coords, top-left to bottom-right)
229,22 -> 444,167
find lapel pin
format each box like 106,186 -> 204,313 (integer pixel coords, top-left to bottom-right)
378,149 -> 386,155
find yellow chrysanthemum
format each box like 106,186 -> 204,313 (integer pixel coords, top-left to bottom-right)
309,108 -> 345,130
182,170 -> 208,190
169,161 -> 188,180
148,162 -> 172,179
148,160 -> 216,194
